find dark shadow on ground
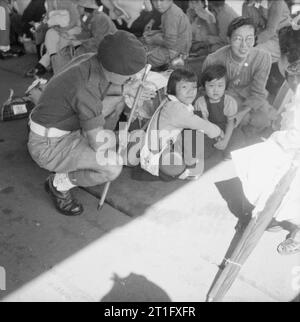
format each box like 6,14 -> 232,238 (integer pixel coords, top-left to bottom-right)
101,273 -> 172,302
215,177 -> 254,221
85,149 -> 224,218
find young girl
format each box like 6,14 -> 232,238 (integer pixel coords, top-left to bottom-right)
141,68 -> 223,180
195,64 -> 246,159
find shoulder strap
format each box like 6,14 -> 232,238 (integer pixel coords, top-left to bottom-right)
144,98 -> 168,152
156,99 -> 167,131
204,95 -> 210,108
156,99 -> 167,153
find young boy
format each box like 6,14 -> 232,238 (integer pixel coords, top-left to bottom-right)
195,64 -> 245,159
143,0 -> 192,69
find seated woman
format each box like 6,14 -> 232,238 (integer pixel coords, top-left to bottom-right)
243,0 -> 292,63
26,0 -> 82,77
233,25 -> 300,255
140,68 -> 223,181
202,16 -> 277,136
186,0 -> 217,55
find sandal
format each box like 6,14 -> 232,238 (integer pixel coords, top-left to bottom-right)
277,238 -> 300,255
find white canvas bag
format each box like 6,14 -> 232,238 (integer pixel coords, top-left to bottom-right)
140,99 -> 168,176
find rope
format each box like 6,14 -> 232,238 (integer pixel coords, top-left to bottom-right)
224,258 -> 243,268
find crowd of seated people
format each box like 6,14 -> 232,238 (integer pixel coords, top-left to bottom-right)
1,0 -> 297,142
0,1 -> 290,73
1,0 -> 297,148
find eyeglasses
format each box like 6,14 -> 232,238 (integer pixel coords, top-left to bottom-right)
231,35 -> 255,46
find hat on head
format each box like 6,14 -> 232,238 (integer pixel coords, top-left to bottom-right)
97,30 -> 147,76
77,0 -> 99,10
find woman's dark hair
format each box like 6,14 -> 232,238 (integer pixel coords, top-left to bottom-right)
201,65 -> 227,87
167,69 -> 198,96
227,16 -> 256,38
279,26 -> 300,64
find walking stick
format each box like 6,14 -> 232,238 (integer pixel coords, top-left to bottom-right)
97,64 -> 152,211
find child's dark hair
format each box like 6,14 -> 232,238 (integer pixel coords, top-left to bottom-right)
167,69 -> 198,96
227,16 -> 256,38
201,65 -> 227,88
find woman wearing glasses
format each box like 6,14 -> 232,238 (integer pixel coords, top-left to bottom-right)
202,16 -> 277,136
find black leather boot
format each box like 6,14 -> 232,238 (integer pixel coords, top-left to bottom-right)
45,175 -> 83,216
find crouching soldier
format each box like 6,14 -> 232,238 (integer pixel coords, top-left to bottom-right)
28,31 -> 150,216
